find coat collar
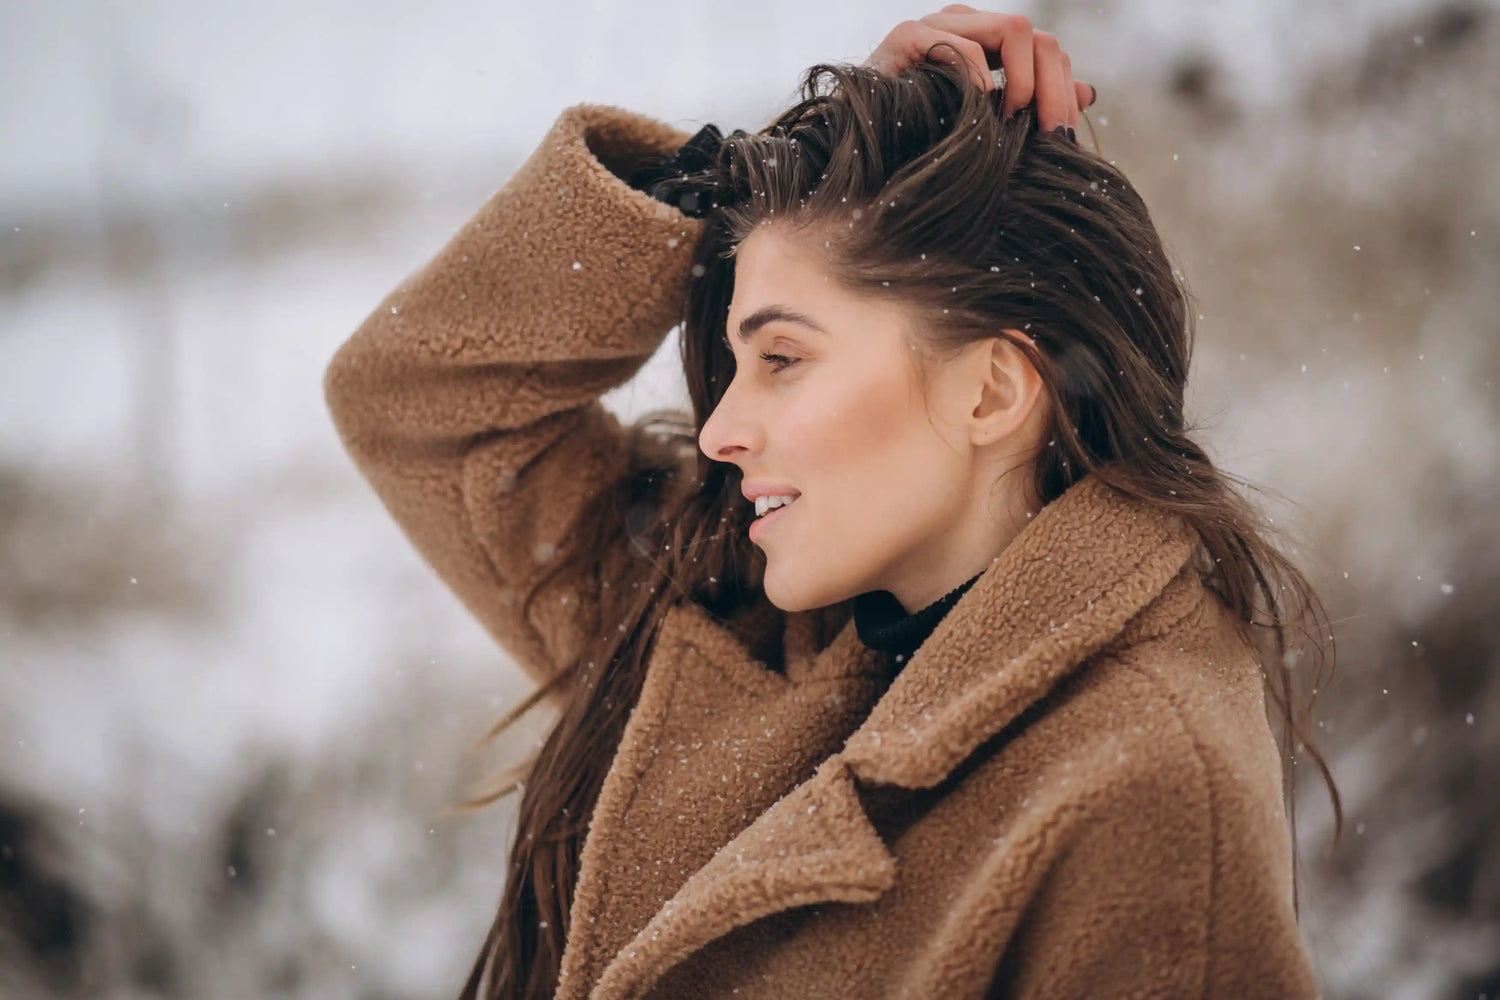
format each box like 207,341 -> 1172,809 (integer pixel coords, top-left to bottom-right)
567,470 -> 1203,1000
840,470 -> 1201,789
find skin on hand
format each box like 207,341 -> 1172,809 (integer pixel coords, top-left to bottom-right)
861,5 -> 1096,132
697,223 -> 1053,615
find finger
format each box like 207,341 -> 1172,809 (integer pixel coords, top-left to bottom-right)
1032,30 -> 1070,133
1059,49 -> 1080,129
888,21 -> 998,94
1075,80 -> 1097,109
936,3 -> 979,11
917,11 -> 1035,116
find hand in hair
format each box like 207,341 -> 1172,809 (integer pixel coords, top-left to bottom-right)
862,6 -> 1096,134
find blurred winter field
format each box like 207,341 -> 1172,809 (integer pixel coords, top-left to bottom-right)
1,1 -> 1497,997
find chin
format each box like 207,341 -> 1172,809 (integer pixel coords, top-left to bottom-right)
761,575 -> 807,613
761,561 -> 852,614
760,560 -> 806,612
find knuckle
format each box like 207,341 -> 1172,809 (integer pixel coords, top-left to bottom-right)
1006,13 -> 1032,33
1034,30 -> 1059,51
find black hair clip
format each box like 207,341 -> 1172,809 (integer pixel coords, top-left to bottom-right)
627,122 -> 748,219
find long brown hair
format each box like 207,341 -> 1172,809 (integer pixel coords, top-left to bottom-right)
456,50 -> 1343,1000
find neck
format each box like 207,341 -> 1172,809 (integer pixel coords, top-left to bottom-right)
884,485 -> 1038,612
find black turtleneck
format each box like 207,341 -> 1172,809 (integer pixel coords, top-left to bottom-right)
853,570 -> 985,673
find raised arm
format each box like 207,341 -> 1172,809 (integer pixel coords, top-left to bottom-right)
323,102 -> 707,689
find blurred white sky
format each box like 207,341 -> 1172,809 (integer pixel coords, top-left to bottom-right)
0,0 -> 1444,215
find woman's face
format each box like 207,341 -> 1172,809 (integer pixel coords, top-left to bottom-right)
698,222 -> 1050,614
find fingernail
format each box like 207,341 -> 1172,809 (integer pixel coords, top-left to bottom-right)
1067,126 -> 1077,143
1089,84 -> 1099,106
1051,124 -> 1068,139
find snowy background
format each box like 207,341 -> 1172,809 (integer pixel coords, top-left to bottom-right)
2,1 -> 1497,998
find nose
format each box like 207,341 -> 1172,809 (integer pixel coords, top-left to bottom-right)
698,390 -> 764,465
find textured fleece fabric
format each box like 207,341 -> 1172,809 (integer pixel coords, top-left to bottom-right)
323,101 -> 1324,1000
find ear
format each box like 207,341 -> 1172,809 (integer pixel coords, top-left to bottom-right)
967,330 -> 1047,448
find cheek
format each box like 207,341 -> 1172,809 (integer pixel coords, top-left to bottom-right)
781,363 -> 926,500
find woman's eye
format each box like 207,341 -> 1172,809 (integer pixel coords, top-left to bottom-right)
759,351 -> 798,373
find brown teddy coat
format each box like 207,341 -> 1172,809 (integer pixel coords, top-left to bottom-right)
323,101 -> 1325,1000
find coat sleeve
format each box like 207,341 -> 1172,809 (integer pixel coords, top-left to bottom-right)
988,740 -> 1324,1000
322,102 -> 707,689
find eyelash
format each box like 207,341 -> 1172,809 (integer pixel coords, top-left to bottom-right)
759,351 -> 798,373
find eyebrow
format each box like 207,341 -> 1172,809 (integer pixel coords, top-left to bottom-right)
734,305 -> 830,344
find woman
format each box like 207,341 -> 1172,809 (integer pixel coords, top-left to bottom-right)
323,8 -> 1340,999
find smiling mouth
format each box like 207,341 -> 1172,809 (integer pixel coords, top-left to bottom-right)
748,496 -> 799,540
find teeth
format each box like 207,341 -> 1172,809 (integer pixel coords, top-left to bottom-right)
754,494 -> 798,517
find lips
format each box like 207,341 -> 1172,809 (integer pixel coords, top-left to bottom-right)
742,482 -> 802,504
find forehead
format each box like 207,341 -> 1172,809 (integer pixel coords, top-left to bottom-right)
726,224 -> 907,348
729,224 -> 837,304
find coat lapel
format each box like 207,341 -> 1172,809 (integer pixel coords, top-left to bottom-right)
841,472 -> 1202,789
553,598 -> 891,1000
587,754 -> 898,1000
571,471 -> 1202,1000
